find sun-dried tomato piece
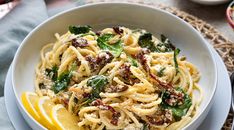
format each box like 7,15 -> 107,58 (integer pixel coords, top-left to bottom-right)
113,26 -> 123,35
82,92 -> 91,98
119,64 -> 131,80
85,51 -> 113,71
96,51 -> 114,67
135,49 -> 173,89
106,85 -> 129,93
85,56 -> 98,70
150,73 -> 173,89
95,31 -> 101,36
146,110 -> 172,125
91,99 -> 120,125
136,49 -> 150,72
118,63 -> 140,85
71,38 -> 88,48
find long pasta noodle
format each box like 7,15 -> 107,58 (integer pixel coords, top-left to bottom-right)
35,26 -> 202,130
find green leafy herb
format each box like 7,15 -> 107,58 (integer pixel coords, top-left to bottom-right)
161,87 -> 192,121
81,98 -> 94,107
53,71 -> 72,94
138,33 -> 176,52
87,75 -> 108,99
143,123 -> 149,130
69,25 -> 91,35
161,34 -> 173,45
128,56 -> 138,67
159,34 -> 176,52
70,61 -> 78,71
173,93 -> 192,121
138,33 -> 158,52
77,75 -> 108,107
173,48 -> 180,74
45,66 -> 58,81
72,97 -> 93,114
157,67 -> 166,77
98,34 -> 114,41
97,34 -> 123,57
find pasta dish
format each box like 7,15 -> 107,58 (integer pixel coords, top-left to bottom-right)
35,26 -> 202,130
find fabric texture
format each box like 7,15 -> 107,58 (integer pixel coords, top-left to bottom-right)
0,97 -> 14,130
0,0 -> 48,129
0,0 -> 48,96
0,0 -> 85,129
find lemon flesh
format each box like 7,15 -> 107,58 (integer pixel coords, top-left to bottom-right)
51,104 -> 82,130
35,96 -> 56,130
21,92 -> 41,123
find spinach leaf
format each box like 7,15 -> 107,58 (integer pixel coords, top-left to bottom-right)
138,33 -> 158,52
142,123 -> 149,130
161,34 -> 175,52
173,48 -> 180,74
128,56 -> 138,67
69,25 -> 91,35
98,34 -> 114,42
138,33 -> 176,53
53,71 -> 72,94
161,34 -> 168,43
87,75 -> 108,99
170,108 -> 184,121
70,61 -> 78,71
97,34 -> 123,57
45,66 -> 58,81
161,87 -> 192,121
157,67 -> 166,77
73,75 -> 108,108
159,34 -> 176,52
171,92 -> 192,121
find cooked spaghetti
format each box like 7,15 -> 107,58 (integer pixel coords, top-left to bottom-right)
35,26 -> 202,130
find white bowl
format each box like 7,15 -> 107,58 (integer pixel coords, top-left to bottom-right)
190,0 -> 231,5
12,2 -> 217,130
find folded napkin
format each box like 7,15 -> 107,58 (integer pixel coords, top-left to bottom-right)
0,97 -> 14,130
0,0 -> 48,97
0,0 -> 87,129
0,0 -> 86,98
0,0 -> 48,129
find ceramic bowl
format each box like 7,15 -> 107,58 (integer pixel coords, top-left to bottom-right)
12,2 -> 217,130
190,0 -> 231,5
226,1 -> 234,29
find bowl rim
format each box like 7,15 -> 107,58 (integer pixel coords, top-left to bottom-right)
190,0 -> 231,5
226,1 -> 234,28
11,2 -> 218,129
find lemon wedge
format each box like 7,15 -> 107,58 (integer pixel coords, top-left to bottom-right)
50,104 -> 82,130
21,92 -> 41,122
35,96 -> 56,130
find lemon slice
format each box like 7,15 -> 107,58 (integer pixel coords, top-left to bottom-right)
35,96 -> 56,129
51,104 -> 82,130
21,92 -> 40,122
